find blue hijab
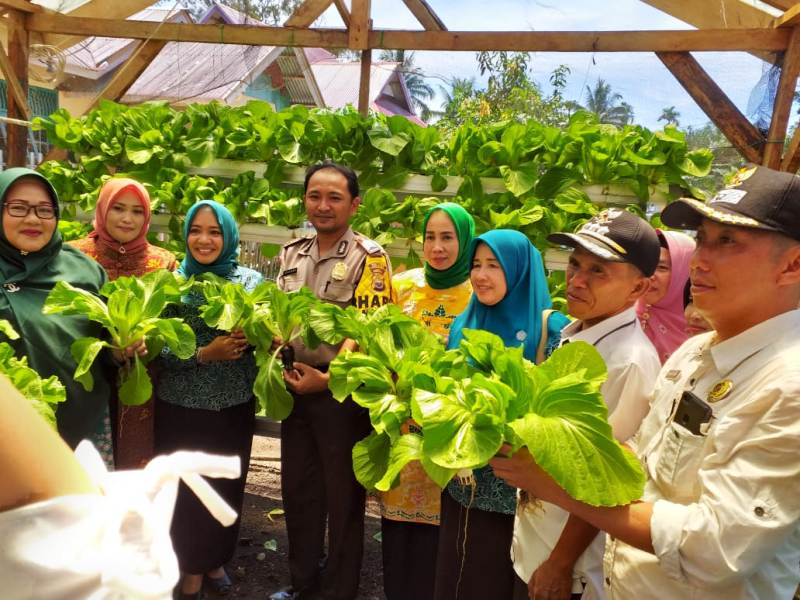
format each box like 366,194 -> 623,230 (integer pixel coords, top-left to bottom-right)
448,229 -> 552,363
178,200 -> 240,277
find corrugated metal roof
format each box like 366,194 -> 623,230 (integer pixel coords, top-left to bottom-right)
373,95 -> 425,126
311,60 -> 397,110
62,8 -> 191,79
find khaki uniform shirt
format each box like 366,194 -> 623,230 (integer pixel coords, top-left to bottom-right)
604,309 -> 800,600
277,227 -> 392,367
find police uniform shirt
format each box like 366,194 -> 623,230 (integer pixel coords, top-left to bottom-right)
277,226 -> 392,367
604,309 -> 800,600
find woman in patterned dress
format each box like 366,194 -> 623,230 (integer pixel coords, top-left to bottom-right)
154,200 -> 261,599
70,178 -> 176,469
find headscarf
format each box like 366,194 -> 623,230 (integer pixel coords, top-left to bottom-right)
636,229 -> 696,363
448,229 -> 552,363
178,200 -> 240,278
90,178 -> 151,254
0,167 -> 63,284
0,168 -> 110,448
422,202 -> 475,289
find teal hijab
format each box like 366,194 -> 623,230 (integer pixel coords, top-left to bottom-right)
178,200 -> 240,277
0,167 -> 62,284
422,202 -> 475,290
448,229 -> 552,363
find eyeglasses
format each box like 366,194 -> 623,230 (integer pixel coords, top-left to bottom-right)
4,202 -> 56,220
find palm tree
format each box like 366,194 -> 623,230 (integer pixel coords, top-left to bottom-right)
437,77 -> 477,120
658,105 -> 681,127
379,49 -> 435,121
584,79 -> 634,126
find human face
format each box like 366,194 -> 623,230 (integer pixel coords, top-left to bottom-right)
565,246 -> 648,328
105,189 -> 146,245
304,169 -> 359,236
187,207 -> 223,265
2,179 -> 57,253
643,247 -> 671,305
423,210 -> 459,271
690,219 -> 788,340
470,242 -> 507,306
684,302 -> 712,337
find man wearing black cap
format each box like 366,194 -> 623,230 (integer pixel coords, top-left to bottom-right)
510,207 -> 662,600
493,165 -> 800,600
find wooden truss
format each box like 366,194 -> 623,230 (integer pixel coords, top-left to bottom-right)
3,0 -> 800,173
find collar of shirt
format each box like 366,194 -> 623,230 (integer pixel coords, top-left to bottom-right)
560,305 -> 639,346
708,309 -> 800,376
300,227 -> 355,262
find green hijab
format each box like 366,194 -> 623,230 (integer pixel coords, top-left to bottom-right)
0,168 -> 62,285
422,202 -> 475,290
0,168 -> 110,448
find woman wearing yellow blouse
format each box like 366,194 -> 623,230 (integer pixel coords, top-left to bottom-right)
382,202 -> 475,600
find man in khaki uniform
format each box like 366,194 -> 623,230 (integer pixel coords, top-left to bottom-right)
270,161 -> 392,600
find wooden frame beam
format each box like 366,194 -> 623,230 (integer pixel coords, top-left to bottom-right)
21,15 -> 792,52
781,117 -> 800,171
332,0 -> 350,28
83,39 -> 166,115
0,24 -> 29,119
0,0 -> 40,13
5,9 -> 28,167
641,0 -> 775,29
349,0 -> 370,50
658,51 -> 765,164
285,0 -> 333,27
776,4 -> 800,27
358,48 -> 372,115
764,27 -> 800,168
401,0 -> 447,31
763,0 -> 798,9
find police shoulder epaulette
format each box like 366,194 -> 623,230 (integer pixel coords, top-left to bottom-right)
283,235 -> 313,249
355,235 -> 384,255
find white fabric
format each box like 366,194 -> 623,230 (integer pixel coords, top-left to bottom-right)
605,309 -> 800,599
511,306 -> 661,598
0,442 -> 241,600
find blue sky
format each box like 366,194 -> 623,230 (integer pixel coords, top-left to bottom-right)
315,0 -> 778,130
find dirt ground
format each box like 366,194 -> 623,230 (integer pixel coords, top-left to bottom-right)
219,436 -> 385,599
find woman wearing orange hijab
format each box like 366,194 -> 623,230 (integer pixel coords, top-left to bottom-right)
70,178 -> 177,469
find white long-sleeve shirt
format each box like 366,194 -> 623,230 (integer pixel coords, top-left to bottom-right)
605,309 -> 800,599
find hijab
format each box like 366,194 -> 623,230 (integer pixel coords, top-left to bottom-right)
422,202 -> 475,289
448,229 -> 553,363
0,168 -> 110,448
0,168 -> 62,285
637,229 -> 696,363
90,178 -> 151,255
178,200 -> 240,278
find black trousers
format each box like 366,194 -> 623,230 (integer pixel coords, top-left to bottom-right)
433,490 -> 517,600
281,389 -> 371,600
381,517 -> 439,600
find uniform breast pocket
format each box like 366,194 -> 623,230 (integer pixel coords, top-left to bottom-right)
649,421 -> 709,501
321,281 -> 354,304
282,276 -> 303,292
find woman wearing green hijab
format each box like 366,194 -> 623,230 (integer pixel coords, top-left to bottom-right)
380,202 -> 475,600
0,168 -> 115,459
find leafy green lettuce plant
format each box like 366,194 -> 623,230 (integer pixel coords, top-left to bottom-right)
0,319 -> 66,427
42,270 -> 196,406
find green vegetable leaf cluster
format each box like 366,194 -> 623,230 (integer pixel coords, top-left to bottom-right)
42,270 -> 196,406
0,319 -> 66,427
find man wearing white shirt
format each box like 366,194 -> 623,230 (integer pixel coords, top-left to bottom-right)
493,165 -> 800,600
510,208 -> 662,600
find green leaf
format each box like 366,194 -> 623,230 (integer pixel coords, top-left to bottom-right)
368,129 -> 410,156
152,318 -> 196,359
0,319 -> 20,340
70,337 -> 109,391
44,281 -> 114,331
499,165 -> 537,197
118,356 -> 153,406
352,430 -> 391,490
255,350 -> 294,420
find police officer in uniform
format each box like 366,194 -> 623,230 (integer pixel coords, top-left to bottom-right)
270,161 -> 392,600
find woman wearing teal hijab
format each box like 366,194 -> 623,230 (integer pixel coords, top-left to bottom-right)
0,167 -> 116,459
381,202 -> 475,600
433,229 -> 570,600
155,200 -> 263,599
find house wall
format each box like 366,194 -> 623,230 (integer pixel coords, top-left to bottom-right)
243,73 -> 291,110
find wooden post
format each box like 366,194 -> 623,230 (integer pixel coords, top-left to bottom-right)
358,48 -> 372,116
657,51 -> 765,164
6,9 -> 29,167
764,27 -> 800,169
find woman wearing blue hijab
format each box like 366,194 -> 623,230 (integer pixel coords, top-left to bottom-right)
155,201 -> 263,599
433,230 -> 569,600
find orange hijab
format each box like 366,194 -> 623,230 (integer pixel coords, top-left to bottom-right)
90,178 -> 151,254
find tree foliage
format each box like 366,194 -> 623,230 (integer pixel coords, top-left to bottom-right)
379,49 -> 436,121
583,79 -> 634,127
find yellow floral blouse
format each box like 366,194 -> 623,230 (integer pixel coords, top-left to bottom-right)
381,268 -> 472,525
